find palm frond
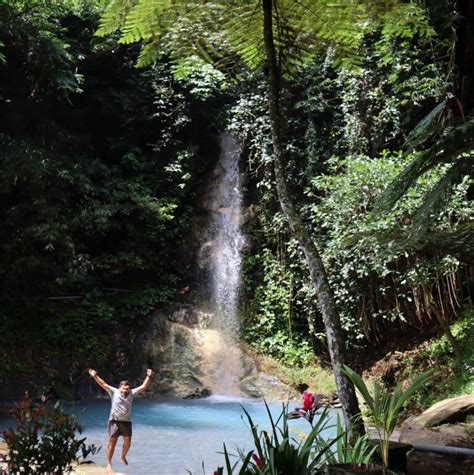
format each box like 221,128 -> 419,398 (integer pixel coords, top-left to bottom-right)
374,115 -> 474,213
409,157 -> 473,240
406,100 -> 447,150
423,223 -> 474,265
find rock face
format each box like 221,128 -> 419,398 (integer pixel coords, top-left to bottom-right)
400,395 -> 474,448
143,135 -> 253,397
136,304 -> 286,398
239,373 -> 290,399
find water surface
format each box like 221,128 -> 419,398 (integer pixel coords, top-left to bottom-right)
0,396 -> 339,475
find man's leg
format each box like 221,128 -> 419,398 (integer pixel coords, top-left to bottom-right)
106,436 -> 118,471
121,436 -> 131,465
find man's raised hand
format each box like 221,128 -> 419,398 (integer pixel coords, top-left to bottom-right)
146,368 -> 154,377
89,369 -> 97,378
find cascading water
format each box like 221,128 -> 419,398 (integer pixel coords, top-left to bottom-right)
208,134 -> 245,330
197,133 -> 246,394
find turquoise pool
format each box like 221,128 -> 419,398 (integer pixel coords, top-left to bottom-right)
0,395 -> 339,475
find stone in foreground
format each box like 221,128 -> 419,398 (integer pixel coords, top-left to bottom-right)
400,395 -> 474,448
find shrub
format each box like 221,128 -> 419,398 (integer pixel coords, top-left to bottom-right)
3,398 -> 98,474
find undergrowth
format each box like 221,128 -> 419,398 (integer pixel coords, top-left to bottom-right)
367,308 -> 473,411
249,350 -> 337,397
417,308 -> 474,406
281,365 -> 337,396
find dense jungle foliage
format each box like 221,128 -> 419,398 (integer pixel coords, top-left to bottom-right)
0,0 -> 227,391
0,0 -> 472,397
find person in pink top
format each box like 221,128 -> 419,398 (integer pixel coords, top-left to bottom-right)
88,368 -> 153,472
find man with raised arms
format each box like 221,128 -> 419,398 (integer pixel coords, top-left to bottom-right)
88,368 -> 154,472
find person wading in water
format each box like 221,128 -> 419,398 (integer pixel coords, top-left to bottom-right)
88,368 -> 154,472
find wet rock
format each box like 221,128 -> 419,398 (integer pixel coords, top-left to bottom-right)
240,373 -> 289,399
168,305 -> 213,328
200,387 -> 212,398
400,395 -> 474,449
183,387 -> 212,399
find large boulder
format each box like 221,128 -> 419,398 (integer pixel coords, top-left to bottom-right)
239,373 -> 289,399
400,395 -> 474,448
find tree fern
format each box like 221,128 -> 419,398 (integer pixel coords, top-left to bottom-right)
96,0 -> 138,37
97,0 -> 417,78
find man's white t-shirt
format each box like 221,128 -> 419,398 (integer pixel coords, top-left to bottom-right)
108,387 -> 139,421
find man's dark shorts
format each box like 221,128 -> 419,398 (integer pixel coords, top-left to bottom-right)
108,420 -> 132,438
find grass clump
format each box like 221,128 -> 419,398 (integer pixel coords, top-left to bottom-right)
281,364 -> 337,396
247,348 -> 337,397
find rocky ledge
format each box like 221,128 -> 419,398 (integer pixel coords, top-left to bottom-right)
400,394 -> 474,448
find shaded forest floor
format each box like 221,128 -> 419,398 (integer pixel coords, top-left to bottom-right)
361,309 -> 474,415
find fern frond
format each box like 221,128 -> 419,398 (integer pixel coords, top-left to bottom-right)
96,0 -> 138,37
136,38 -> 162,67
97,0 -> 429,79
163,4 -> 233,76
120,0 -> 177,44
224,1 -> 265,70
380,1 -> 434,39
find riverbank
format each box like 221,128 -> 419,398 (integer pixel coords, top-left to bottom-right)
0,441 -> 125,475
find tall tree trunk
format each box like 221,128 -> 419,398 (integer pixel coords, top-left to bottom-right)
454,0 -> 474,114
261,0 -> 364,436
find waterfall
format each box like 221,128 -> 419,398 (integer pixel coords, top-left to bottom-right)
197,133 -> 246,394
209,134 -> 245,331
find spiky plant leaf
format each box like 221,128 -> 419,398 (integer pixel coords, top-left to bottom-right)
342,365 -> 432,468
